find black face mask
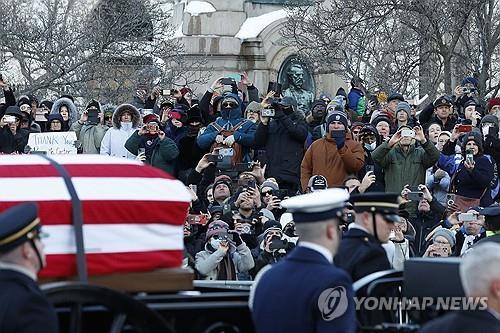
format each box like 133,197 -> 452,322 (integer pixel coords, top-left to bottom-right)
283,106 -> 294,115
284,225 -> 296,237
187,124 -> 201,137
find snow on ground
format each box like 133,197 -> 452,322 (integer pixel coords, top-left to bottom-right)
235,9 -> 287,40
185,1 -> 216,16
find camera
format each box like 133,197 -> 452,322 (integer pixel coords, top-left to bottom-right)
186,214 -> 208,225
3,115 -> 16,124
146,123 -> 160,134
457,124 -> 473,133
221,78 -> 236,86
269,238 -> 287,251
219,148 -> 234,157
261,108 -> 275,117
407,192 -> 423,201
401,129 -> 415,138
446,193 -> 456,206
234,162 -> 253,172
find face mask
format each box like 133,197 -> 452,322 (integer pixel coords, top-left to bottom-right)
210,238 -> 221,250
121,122 -> 132,130
364,142 -> 376,151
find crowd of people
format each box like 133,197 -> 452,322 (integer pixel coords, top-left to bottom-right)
1,73 -> 500,284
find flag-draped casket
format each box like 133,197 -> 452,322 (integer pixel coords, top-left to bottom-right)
0,154 -> 191,278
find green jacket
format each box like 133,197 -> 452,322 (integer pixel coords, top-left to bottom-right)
371,141 -> 440,193
125,131 -> 179,174
70,121 -> 109,154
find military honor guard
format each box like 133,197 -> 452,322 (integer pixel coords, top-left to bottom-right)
250,188 -> 356,333
334,193 -> 401,281
0,203 -> 59,333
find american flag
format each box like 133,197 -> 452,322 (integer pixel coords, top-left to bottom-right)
0,154 -> 191,278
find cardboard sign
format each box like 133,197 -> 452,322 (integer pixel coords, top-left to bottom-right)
27,131 -> 78,155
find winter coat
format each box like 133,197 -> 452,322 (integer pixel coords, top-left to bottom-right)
426,167 -> 451,207
419,102 -> 458,132
70,121 -> 109,154
100,104 -> 141,159
0,88 -> 16,119
253,111 -> 308,186
195,242 -> 255,281
450,155 -> 494,200
300,132 -> 365,191
347,87 -> 365,119
124,131 -> 179,174
50,97 -> 78,131
0,127 -> 29,154
371,141 -> 440,193
197,93 -> 256,149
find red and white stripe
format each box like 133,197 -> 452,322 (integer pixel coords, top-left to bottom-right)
0,155 -> 191,278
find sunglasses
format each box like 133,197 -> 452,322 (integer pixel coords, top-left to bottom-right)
261,190 -> 273,196
222,102 -> 237,108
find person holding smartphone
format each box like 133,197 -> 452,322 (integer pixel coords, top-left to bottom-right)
195,220 -> 254,281
70,100 -> 109,154
301,110 -> 365,191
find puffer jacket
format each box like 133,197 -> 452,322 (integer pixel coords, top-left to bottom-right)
100,104 -> 141,159
197,93 -> 256,149
195,242 -> 255,281
372,141 -> 440,193
50,97 -> 78,131
300,132 -> 365,191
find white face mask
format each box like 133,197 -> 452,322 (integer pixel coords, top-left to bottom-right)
482,125 -> 491,137
364,142 -> 376,151
210,238 -> 221,250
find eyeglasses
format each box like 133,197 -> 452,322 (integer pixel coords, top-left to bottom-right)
222,102 -> 237,108
247,110 -> 260,114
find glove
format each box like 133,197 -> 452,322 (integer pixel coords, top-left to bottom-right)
231,231 -> 243,246
331,131 -> 345,149
223,135 -> 235,146
215,134 -> 224,144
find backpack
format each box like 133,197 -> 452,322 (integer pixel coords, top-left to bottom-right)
209,120 -> 247,166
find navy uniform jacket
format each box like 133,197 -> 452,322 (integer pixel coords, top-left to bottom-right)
418,310 -> 500,333
251,246 -> 356,333
0,269 -> 59,333
334,228 -> 391,282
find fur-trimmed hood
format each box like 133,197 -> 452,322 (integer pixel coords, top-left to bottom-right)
112,104 -> 141,129
50,97 -> 78,125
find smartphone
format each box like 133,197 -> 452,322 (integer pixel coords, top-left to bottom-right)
272,189 -> 288,200
219,148 -> 234,156
457,124 -> 473,133
458,213 -> 476,222
146,123 -> 159,134
267,82 -> 282,97
186,214 -> 208,225
234,162 -> 253,172
401,129 -> 415,137
261,108 -> 275,117
366,165 -> 375,173
0,73 -> 3,81
269,238 -> 287,250
34,109 -> 47,122
207,154 -> 223,163
466,152 -> 474,165
331,130 -> 345,139
247,179 -> 256,189
87,109 -> 99,125
138,148 -> 146,155
189,184 -> 197,193
221,78 -> 236,85
161,89 -> 170,96
446,193 -> 456,206
407,192 -> 423,201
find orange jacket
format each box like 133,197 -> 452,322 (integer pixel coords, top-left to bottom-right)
300,133 -> 365,191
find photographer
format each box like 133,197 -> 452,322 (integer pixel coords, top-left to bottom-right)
124,114 -> 179,174
197,93 -> 256,163
70,100 -> 109,154
372,125 -> 439,193
250,226 -> 293,278
423,228 -> 455,258
301,110 -> 364,191
440,131 -> 494,208
195,220 -> 254,281
253,96 -> 308,193
453,210 -> 487,256
0,106 -> 29,154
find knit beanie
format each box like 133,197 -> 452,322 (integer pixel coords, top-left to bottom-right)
205,220 -> 229,240
433,228 -> 456,247
244,101 -> 263,117
487,97 -> 500,112
327,110 -> 349,128
260,179 -> 279,192
462,131 -> 483,153
86,99 -> 101,111
396,101 -> 411,119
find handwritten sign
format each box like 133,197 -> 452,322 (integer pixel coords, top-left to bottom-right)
27,132 -> 78,155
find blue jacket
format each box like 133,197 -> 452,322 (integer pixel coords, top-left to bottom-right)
197,93 -> 256,149
251,246 -> 356,333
